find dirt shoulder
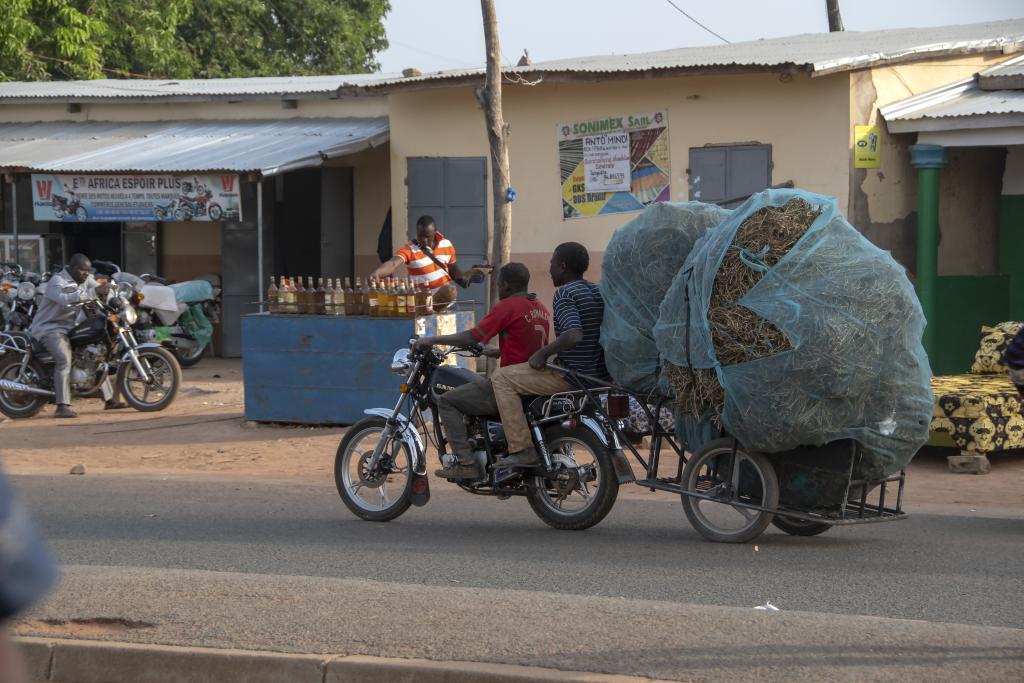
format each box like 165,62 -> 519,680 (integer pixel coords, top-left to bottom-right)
2,358 -> 1022,514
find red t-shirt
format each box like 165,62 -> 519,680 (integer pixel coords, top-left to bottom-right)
470,293 -> 551,367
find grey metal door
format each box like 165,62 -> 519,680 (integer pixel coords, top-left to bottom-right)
407,157 -> 488,317
122,222 -> 158,275
688,144 -> 772,207
221,180 -> 260,357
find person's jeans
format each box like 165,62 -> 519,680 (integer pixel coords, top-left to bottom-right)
490,363 -> 573,453
436,374 -> 499,462
39,332 -> 114,405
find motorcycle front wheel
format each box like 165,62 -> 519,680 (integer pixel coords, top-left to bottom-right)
526,425 -> 619,531
335,416 -> 414,522
208,203 -> 223,221
74,206 -> 88,221
0,357 -> 48,419
116,347 -> 182,412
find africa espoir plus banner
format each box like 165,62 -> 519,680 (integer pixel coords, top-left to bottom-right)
31,173 -> 242,222
558,110 -> 671,219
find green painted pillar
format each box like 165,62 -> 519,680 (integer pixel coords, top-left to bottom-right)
910,143 -> 947,360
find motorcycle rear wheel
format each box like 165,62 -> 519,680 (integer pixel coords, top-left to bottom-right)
526,425 -> 619,531
116,347 -> 181,412
335,416 -> 414,522
0,357 -> 48,419
172,341 -> 208,368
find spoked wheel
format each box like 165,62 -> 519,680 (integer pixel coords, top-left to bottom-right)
335,416 -> 414,522
771,516 -> 832,537
172,341 -> 208,368
526,425 -> 619,531
116,347 -> 181,412
681,438 -> 779,543
0,357 -> 48,419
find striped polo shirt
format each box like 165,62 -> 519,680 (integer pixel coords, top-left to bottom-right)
553,279 -> 609,379
396,232 -> 457,290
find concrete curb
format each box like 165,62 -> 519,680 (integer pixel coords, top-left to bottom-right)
17,637 -> 678,683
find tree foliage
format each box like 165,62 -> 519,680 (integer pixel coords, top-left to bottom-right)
0,0 -> 390,81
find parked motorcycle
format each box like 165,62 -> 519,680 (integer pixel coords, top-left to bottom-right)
173,184 -> 223,222
334,339 -> 634,529
93,261 -> 221,368
52,194 -> 88,221
1,263 -> 44,332
0,282 -> 182,418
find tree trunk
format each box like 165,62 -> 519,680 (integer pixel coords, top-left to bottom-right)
476,0 -> 512,307
826,0 -> 844,32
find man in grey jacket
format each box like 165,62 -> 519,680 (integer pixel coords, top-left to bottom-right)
27,253 -> 125,418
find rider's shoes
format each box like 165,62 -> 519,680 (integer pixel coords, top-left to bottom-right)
435,462 -> 481,481
54,405 -> 78,419
497,447 -> 541,468
104,400 -> 128,410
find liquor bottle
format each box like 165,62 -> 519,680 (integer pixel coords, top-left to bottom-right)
267,276 -> 279,314
367,277 -> 380,316
328,278 -> 340,316
293,276 -> 305,314
315,277 -> 326,315
403,278 -> 415,318
397,279 -> 408,318
324,277 -> 334,315
341,277 -> 353,316
355,277 -> 366,316
381,277 -> 395,318
422,281 -> 434,316
279,277 -> 291,314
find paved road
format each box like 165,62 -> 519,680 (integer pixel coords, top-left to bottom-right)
10,474 -> 1024,681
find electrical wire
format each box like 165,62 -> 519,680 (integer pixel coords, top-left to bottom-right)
21,50 -> 161,79
662,0 -> 730,44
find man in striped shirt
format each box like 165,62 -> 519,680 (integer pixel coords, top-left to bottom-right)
371,215 -> 468,308
490,242 -> 610,468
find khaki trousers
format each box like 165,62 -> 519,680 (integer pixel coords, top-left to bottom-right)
490,362 -> 573,452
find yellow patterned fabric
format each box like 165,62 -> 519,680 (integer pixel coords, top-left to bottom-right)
931,374 -> 1023,454
970,321 -> 1023,374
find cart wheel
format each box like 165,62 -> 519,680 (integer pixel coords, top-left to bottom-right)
681,438 -> 779,543
771,516 -> 832,537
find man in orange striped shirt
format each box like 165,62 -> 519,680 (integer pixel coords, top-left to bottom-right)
371,215 -> 467,308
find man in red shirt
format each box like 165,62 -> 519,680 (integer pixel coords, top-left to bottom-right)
414,262 -> 551,480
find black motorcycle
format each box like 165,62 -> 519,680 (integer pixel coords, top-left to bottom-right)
52,194 -> 88,221
0,283 -> 182,418
1,263 -> 43,332
334,339 -> 635,529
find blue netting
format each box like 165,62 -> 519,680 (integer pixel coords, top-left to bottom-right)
653,189 -> 934,477
600,201 -> 732,392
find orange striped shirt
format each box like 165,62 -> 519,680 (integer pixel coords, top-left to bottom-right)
396,233 -> 457,289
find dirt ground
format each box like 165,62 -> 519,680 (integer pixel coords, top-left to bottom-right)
2,358 -> 1023,514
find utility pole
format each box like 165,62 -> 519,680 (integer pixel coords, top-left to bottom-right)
476,0 -> 512,305
826,0 -> 844,32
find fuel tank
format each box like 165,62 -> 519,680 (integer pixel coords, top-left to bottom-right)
68,316 -> 107,345
430,365 -> 478,398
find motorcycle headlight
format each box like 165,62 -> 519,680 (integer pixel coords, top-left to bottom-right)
122,304 -> 138,325
390,349 -> 413,375
17,282 -> 35,301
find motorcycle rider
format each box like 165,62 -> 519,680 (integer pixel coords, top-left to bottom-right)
413,263 -> 551,480
490,242 -> 609,469
28,253 -> 126,418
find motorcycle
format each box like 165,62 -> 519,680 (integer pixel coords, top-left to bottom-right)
52,194 -> 88,221
0,282 -> 182,418
334,339 -> 635,529
93,261 -> 221,368
173,187 -> 223,222
1,263 -> 44,332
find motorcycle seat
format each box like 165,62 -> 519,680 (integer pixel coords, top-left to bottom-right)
4,332 -> 50,361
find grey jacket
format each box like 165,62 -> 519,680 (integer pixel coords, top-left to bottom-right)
28,268 -> 99,338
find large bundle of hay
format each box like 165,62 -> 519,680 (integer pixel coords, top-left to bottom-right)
600,201 -> 731,392
654,189 -> 933,477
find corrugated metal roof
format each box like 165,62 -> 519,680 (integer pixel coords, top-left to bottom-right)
0,73 -> 399,102
346,19 -> 1024,92
978,53 -> 1024,89
0,118 -> 389,176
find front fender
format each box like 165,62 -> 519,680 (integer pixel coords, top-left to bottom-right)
363,408 -> 425,471
120,342 -> 164,363
579,415 -> 636,484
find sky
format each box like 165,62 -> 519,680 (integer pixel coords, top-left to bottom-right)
377,0 -> 1024,74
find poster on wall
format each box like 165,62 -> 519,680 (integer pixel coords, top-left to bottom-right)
30,173 -> 242,222
854,125 -> 881,168
558,110 -> 670,219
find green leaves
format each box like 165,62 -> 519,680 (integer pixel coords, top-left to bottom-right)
0,0 -> 391,81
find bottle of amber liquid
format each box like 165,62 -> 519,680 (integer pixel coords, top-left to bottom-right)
381,277 -> 395,317
314,277 -> 326,315
422,282 -> 434,316
341,277 -> 353,316
292,276 -> 305,314
324,278 -> 335,315
355,277 -> 367,315
267,276 -> 279,314
278,277 -> 290,314
403,278 -> 415,318
367,277 -> 380,316
329,278 -> 341,316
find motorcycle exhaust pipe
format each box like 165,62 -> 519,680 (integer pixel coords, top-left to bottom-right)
0,379 -> 54,398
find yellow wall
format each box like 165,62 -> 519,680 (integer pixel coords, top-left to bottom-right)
326,142 -> 391,259
388,72 -> 851,258
161,221 -> 222,256
0,97 -> 387,123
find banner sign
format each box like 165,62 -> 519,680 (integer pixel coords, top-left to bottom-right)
854,125 -> 881,169
558,110 -> 670,219
30,173 -> 242,222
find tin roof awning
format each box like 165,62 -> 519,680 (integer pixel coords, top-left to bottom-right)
0,118 -> 389,176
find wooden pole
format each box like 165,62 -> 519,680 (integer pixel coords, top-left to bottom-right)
826,0 -> 844,32
476,0 -> 512,306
